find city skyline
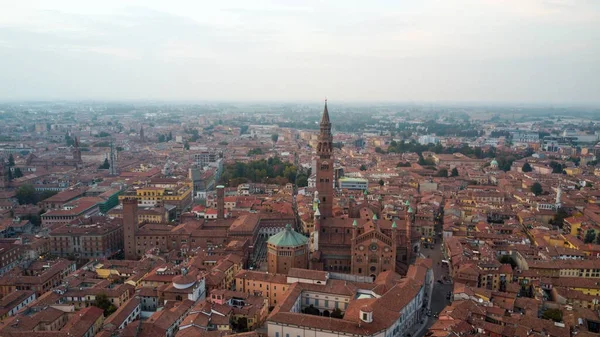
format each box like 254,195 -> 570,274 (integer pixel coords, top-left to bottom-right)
1,0 -> 599,104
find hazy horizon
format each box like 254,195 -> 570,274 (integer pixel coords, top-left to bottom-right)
1,1 -> 599,104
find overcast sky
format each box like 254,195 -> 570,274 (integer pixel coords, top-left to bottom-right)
1,0 -> 599,104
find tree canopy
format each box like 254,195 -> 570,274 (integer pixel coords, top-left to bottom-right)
99,158 -> 110,170
584,229 -> 596,244
437,168 -> 449,177
94,294 -> 117,317
16,184 -> 57,205
220,157 -> 300,186
531,182 -> 543,196
542,308 -> 563,323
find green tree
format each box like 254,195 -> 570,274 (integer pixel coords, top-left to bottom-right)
271,133 -> 279,144
378,179 -> 384,186
13,168 -> 23,178
236,317 -> 248,332
437,168 -> 449,177
550,208 -> 569,228
184,141 -> 190,150
189,129 -> 200,142
8,154 -> 15,167
16,184 -> 37,204
296,175 -> 308,187
542,308 -> 563,323
359,164 -> 367,171
450,167 -> 459,177
584,229 -> 596,243
283,166 -> 297,183
99,158 -> 110,170
303,305 -> 320,316
65,134 -> 75,146
38,190 -> 58,201
94,293 -> 117,317
158,134 -> 166,142
239,125 -> 249,134
522,162 -> 532,172
7,169 -> 13,181
248,148 -> 263,156
549,161 -> 563,174
531,182 -> 543,196
499,255 -> 517,269
330,307 -> 344,319
396,162 -> 411,167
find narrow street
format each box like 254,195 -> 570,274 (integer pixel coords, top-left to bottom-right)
414,236 -> 453,337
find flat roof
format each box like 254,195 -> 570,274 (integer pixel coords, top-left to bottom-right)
339,177 -> 368,183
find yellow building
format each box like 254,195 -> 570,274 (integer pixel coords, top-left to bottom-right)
118,180 -> 193,214
528,260 -> 600,278
235,270 -> 289,307
564,167 -> 582,176
107,205 -> 170,224
564,215 -> 584,236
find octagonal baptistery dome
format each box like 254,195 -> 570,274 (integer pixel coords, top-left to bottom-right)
267,224 -> 309,274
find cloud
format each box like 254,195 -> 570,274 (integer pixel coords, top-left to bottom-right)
0,1 -> 598,103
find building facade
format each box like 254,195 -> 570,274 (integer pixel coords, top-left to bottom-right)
49,216 -> 123,258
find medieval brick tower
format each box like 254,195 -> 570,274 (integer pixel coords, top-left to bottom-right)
123,198 -> 139,260
316,100 -> 334,219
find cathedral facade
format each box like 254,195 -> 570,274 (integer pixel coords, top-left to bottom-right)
312,101 -> 415,278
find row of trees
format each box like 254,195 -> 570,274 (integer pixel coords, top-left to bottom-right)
158,132 -> 173,143
381,140 -> 499,160
248,148 -> 263,156
302,305 -> 344,319
16,184 -> 58,205
5,154 -> 24,180
523,160 -> 567,174
184,128 -> 201,142
435,167 -> 460,177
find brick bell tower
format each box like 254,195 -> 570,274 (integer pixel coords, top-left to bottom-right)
123,198 -> 139,260
316,100 -> 334,219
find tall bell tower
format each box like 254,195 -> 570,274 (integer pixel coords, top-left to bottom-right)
316,100 -> 334,219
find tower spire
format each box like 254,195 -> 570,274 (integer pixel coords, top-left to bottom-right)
320,99 -> 330,125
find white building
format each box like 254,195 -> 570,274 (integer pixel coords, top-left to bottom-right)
338,177 -> 368,190
418,135 -> 439,145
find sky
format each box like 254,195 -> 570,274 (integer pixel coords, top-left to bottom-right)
0,0 -> 599,104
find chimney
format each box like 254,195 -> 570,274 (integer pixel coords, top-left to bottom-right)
216,185 -> 225,219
